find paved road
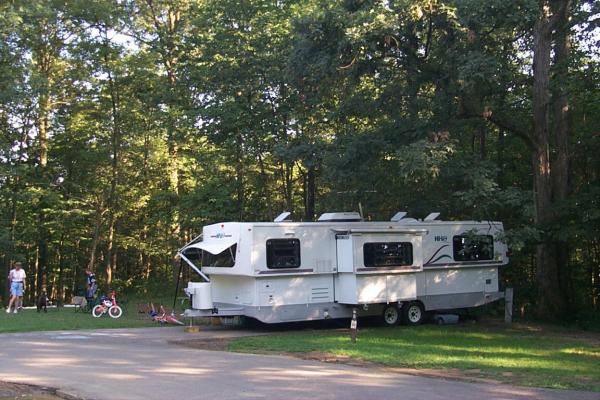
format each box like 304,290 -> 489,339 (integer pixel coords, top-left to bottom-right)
0,327 -> 597,400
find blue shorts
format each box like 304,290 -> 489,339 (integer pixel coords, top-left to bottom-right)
11,282 -> 24,297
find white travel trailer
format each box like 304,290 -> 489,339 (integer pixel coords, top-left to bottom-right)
178,212 -> 509,325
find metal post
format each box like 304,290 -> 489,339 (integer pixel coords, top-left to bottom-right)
504,288 -> 513,323
350,308 -> 358,343
173,259 -> 183,310
185,316 -> 200,333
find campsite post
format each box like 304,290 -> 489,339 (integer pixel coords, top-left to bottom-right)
350,308 -> 358,343
505,288 -> 514,323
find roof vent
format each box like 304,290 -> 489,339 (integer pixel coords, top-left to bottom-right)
424,212 -> 441,221
274,211 -> 292,222
391,211 -> 407,222
317,212 -> 362,222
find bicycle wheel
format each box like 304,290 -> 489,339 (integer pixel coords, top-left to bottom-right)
108,305 -> 123,319
92,305 -> 105,318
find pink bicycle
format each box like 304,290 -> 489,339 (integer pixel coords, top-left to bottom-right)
92,290 -> 123,319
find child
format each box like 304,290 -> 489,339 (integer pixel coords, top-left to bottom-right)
85,269 -> 98,301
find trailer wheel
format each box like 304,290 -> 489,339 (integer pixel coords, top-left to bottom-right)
403,302 -> 425,325
382,304 -> 400,326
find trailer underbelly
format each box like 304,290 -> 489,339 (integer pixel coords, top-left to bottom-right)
184,302 -> 358,323
184,290 -> 504,323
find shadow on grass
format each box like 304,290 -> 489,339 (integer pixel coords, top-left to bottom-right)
227,320 -> 600,391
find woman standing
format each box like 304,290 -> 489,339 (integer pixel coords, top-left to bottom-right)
6,262 -> 26,314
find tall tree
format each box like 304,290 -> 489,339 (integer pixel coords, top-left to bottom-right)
531,0 -> 571,318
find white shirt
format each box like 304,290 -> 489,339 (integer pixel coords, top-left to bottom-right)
9,268 -> 26,282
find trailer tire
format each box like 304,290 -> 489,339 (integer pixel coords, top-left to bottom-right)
382,304 -> 400,326
403,301 -> 425,325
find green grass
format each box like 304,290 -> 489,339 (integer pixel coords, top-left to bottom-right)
0,294 -> 188,333
0,307 -> 156,333
228,322 -> 600,391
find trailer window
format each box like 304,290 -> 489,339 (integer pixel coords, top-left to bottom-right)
201,244 -> 237,268
363,242 -> 413,267
453,235 -> 494,261
267,239 -> 301,269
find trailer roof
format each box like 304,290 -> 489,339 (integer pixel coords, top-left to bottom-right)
206,220 -> 504,228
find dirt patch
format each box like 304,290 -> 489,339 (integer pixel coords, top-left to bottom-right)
0,381 -> 79,400
479,318 -> 600,347
172,337 -> 231,351
384,366 -> 506,385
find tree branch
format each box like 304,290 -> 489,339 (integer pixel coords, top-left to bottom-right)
458,101 -> 534,149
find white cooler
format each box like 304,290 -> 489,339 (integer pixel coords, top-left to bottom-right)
186,282 -> 213,310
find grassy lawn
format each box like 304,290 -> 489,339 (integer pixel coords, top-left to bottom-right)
0,294 -> 188,333
228,321 -> 600,391
0,307 -> 156,333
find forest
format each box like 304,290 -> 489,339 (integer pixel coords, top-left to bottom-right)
0,0 -> 598,323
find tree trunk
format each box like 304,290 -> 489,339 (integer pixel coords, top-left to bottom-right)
551,8 -> 572,310
38,94 -> 49,169
531,0 -> 567,319
280,163 -> 294,214
257,151 -> 273,218
33,19 -> 57,304
479,125 -> 486,160
104,48 -> 121,288
167,136 -> 180,228
405,27 -> 421,124
4,182 -> 18,303
57,237 -> 65,306
36,89 -> 51,300
236,133 -> 245,220
105,218 -> 115,287
497,130 -> 505,188
304,167 -> 316,222
88,204 -> 103,272
33,246 -> 40,304
593,244 -> 600,309
142,223 -> 151,281
36,217 -> 48,298
71,239 -> 81,299
146,0 -> 182,245
552,34 -> 570,202
279,84 -> 294,215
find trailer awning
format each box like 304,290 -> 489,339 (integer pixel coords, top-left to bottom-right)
182,239 -> 237,255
